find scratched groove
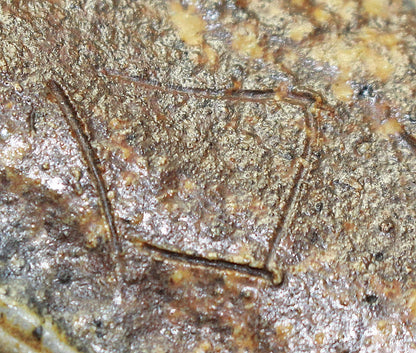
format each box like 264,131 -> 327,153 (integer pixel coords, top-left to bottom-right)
103,69 -> 278,103
46,73 -> 323,284
47,80 -> 123,283
265,106 -> 318,277
2,1 -> 415,352
142,242 -> 274,282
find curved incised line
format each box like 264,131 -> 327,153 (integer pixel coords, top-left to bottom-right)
47,80 -> 122,259
102,69 -> 277,103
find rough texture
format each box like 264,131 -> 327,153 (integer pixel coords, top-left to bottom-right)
1,0 -> 416,352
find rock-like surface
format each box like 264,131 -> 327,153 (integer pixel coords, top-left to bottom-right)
1,1 -> 416,352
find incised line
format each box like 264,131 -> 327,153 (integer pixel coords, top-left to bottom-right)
100,71 -> 323,285
142,243 -> 274,282
102,69 -> 278,103
265,103 -> 318,280
46,79 -> 278,284
47,74 -> 324,285
47,80 -> 122,259
102,69 -> 328,108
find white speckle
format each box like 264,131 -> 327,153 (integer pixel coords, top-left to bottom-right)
113,290 -> 123,306
160,222 -> 171,235
39,259 -> 51,271
47,177 -> 66,192
142,212 -> 152,225
0,128 -> 8,138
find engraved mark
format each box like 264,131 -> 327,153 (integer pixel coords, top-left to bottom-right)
99,71 -> 323,285
142,243 -> 274,282
47,80 -> 122,259
103,68 -> 326,108
45,80 -> 279,284
103,69 -> 278,103
51,73 -> 323,285
265,104 -> 318,280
